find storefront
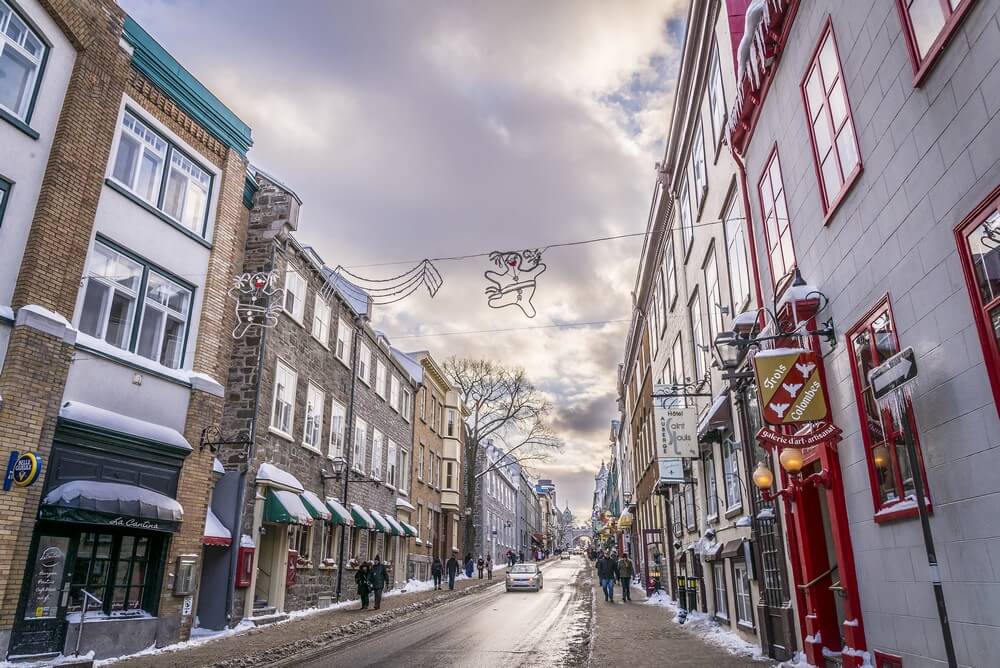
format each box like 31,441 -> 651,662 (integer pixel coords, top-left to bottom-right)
8,402 -> 190,659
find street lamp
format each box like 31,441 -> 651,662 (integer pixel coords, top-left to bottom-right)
712,330 -> 744,371
752,451 -> 830,502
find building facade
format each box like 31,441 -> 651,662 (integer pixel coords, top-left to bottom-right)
1,3 -> 252,659
472,442 -> 518,562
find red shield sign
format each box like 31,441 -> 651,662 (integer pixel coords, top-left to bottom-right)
753,348 -> 829,426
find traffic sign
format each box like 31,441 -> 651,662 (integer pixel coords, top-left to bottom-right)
869,347 -> 918,400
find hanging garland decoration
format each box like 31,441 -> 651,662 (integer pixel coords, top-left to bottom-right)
484,249 -> 547,318
320,259 -> 443,307
228,270 -> 284,339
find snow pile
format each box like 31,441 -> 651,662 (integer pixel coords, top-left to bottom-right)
643,590 -> 769,662
0,651 -> 94,668
94,622 -> 254,666
777,652 -> 811,667
387,578 -> 437,595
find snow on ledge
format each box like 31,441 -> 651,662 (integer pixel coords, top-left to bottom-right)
753,346 -> 810,359
0,304 -> 13,322
256,462 -> 305,492
776,283 -> 820,312
75,332 -> 191,385
60,401 -> 192,451
644,591 -> 768,661
15,304 -> 77,343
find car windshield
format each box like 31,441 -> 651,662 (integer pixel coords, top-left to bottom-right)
511,564 -> 537,573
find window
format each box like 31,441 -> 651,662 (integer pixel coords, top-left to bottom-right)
376,360 -> 387,398
110,110 -> 213,237
329,399 -> 346,459
956,190 -> 1000,415
802,21 -> 860,215
79,240 -> 194,369
371,428 -> 384,480
289,524 -> 312,564
353,418 -> 367,472
368,531 -> 380,560
691,123 -> 707,214
758,147 -> 796,290
724,194 -> 751,310
896,0 -> 975,84
335,317 -> 352,364
283,266 -> 306,323
0,177 -> 11,228
417,444 -> 425,481
671,489 -> 683,537
446,462 -> 455,490
713,562 -> 729,620
847,298 -> 930,519
0,0 -> 47,123
733,561 -> 753,626
723,438 -> 742,511
312,295 -> 330,346
416,503 -> 423,542
68,533 -> 157,615
683,460 -> 696,529
390,375 -> 400,410
320,524 -> 342,564
447,409 -> 456,437
649,286 -> 660,357
302,383 -> 324,450
270,360 -> 297,437
350,527 -> 362,559
664,238 -> 678,310
874,651 -> 904,668
401,388 -> 412,421
703,449 -> 718,519
680,179 -> 694,257
419,388 -> 426,421
357,342 -> 371,384
689,291 -> 707,383
707,43 -> 726,147
671,334 -> 684,386
387,439 -> 397,487
399,448 -> 409,490
704,247 -> 724,342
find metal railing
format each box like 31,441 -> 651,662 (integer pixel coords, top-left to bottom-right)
74,589 -> 103,657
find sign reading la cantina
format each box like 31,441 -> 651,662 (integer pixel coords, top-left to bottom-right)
753,347 -> 840,447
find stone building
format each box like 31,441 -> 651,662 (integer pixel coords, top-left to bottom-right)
216,172 -> 417,622
472,441 -> 518,563
514,465 -> 540,558
0,3 -> 251,660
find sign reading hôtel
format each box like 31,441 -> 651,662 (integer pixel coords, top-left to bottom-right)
752,348 -> 829,425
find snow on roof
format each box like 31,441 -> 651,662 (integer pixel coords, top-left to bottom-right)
776,283 -> 821,312
20,304 -> 72,327
350,503 -> 374,526
395,497 -> 416,511
390,348 -> 424,384
752,347 -> 810,359
43,480 -> 183,519
256,462 -> 304,492
272,489 -> 312,525
301,489 -> 331,520
241,534 -> 255,548
384,514 -> 406,535
732,309 -> 760,329
205,507 -> 231,540
60,401 -> 191,451
213,458 -> 225,475
0,305 -> 14,321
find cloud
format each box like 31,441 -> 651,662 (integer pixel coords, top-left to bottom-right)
120,0 -> 687,523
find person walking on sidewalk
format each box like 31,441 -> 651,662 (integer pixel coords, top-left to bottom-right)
431,557 -> 443,590
477,555 -> 485,579
595,551 -> 619,602
485,554 -> 493,580
356,562 -> 372,610
370,555 -> 389,609
617,553 -> 635,602
464,553 -> 474,578
446,551 -> 460,590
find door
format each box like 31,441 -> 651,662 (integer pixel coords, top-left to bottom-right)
641,529 -> 663,594
9,529 -> 76,657
254,526 -> 279,607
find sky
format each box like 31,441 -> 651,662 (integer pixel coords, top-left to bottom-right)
121,0 -> 688,523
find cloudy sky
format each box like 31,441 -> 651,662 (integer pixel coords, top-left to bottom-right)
122,0 -> 687,522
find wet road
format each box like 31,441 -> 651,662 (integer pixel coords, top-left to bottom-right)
299,556 -> 590,668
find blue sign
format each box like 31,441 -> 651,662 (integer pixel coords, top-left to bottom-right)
3,451 -> 17,491
5,451 -> 42,490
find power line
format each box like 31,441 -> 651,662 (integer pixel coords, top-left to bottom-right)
389,318 -> 632,339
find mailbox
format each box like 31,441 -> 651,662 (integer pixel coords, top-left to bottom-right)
285,549 -> 298,587
236,544 -> 254,588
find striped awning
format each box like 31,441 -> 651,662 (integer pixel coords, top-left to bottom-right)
350,503 -> 374,529
368,509 -> 393,534
400,521 -> 419,537
384,515 -> 406,536
300,490 -> 332,522
263,489 -> 312,526
325,497 -> 353,526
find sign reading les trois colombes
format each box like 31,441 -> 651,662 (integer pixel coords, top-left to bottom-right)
752,348 -> 829,426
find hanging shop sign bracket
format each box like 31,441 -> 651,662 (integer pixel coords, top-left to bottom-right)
199,426 -> 252,454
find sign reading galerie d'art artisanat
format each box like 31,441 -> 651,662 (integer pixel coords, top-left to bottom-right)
752,348 -> 829,426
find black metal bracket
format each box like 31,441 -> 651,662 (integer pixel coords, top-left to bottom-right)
199,426 -> 252,454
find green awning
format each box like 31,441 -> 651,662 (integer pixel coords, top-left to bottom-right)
369,509 -> 392,534
264,489 -> 312,525
384,515 -> 406,536
400,521 -> 419,537
325,497 -> 353,526
300,490 -> 332,522
350,503 -> 374,529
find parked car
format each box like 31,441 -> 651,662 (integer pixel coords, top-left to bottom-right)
506,563 -> 543,592
560,552 -> 571,560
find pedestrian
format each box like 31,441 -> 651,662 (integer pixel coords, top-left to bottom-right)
485,554 -> 493,580
518,551 -> 524,563
370,554 -> 388,610
356,562 -> 372,610
431,557 -> 443,590
477,555 -> 485,579
446,551 -> 460,590
595,550 -> 620,602
464,553 -> 474,578
617,552 -> 635,602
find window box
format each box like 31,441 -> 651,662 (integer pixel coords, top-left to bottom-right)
0,0 -> 48,131
896,0 -> 977,87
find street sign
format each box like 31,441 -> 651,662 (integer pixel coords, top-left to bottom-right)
657,457 -> 684,485
869,346 -> 918,400
752,348 -> 829,425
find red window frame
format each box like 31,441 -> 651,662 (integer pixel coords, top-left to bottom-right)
800,18 -> 862,221
874,651 -> 903,668
846,295 -> 932,523
757,144 -> 796,295
953,183 -> 1000,418
896,0 -> 978,87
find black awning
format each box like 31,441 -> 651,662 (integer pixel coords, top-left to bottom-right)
40,480 -> 183,533
721,539 -> 745,559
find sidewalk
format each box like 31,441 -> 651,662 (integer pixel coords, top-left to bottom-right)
100,573 -> 500,667
590,580 -> 775,667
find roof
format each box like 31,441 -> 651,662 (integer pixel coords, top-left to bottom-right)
122,17 -> 252,156
391,347 -> 424,385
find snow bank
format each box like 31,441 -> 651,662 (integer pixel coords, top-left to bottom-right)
60,401 -> 191,451
94,621 -> 254,666
0,651 -> 95,668
643,590 -> 768,662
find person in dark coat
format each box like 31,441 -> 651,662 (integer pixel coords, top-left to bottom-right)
595,551 -> 620,602
485,554 -> 493,580
355,562 -> 372,610
477,556 -> 485,579
446,552 -> 460,590
370,555 -> 389,610
518,551 -> 525,563
617,553 -> 635,602
431,557 -> 443,590
464,553 -> 474,578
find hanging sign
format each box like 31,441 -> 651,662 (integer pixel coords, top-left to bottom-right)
657,457 -> 685,485
653,400 -> 698,459
753,348 -> 828,425
5,451 -> 42,491
756,422 -> 842,448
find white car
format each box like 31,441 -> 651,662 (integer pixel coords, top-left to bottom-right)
560,552 -> 571,560
506,563 -> 543,592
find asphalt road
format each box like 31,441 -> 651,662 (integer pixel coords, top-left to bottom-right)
298,556 -> 591,668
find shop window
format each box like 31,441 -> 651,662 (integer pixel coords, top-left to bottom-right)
713,562 -> 729,620
703,449 -> 719,520
955,188 -> 1000,416
289,525 -> 312,565
758,146 -> 796,291
847,297 -> 931,521
874,651 -> 903,668
0,0 -> 48,125
802,20 -> 861,217
79,239 -> 193,370
896,0 -> 976,85
320,524 -> 341,565
733,561 -> 754,627
350,527 -> 363,560
69,532 -> 157,615
683,460 -> 696,530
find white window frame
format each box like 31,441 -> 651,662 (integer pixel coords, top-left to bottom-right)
707,43 -> 726,146
329,398 -> 347,460
335,317 -> 352,365
375,359 -> 387,398
387,439 -> 397,488
417,444 -> 424,482
302,382 -> 324,451
0,1 -> 47,123
389,375 -> 400,411
401,388 -> 412,421
357,342 -> 371,384
320,524 -> 342,565
270,360 -> 297,439
283,265 -> 306,323
724,194 -> 751,311
371,428 -> 384,481
714,562 -> 728,620
734,561 -> 753,626
691,123 -> 707,214
353,418 -> 367,473
399,448 -> 409,492
723,437 -> 743,512
689,291 -> 707,382
680,179 -> 693,258
312,295 -> 331,347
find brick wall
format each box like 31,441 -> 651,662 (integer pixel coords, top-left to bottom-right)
409,379 -> 446,576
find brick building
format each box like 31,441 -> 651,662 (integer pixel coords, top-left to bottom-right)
0,2 -> 251,660
216,171 -> 418,623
